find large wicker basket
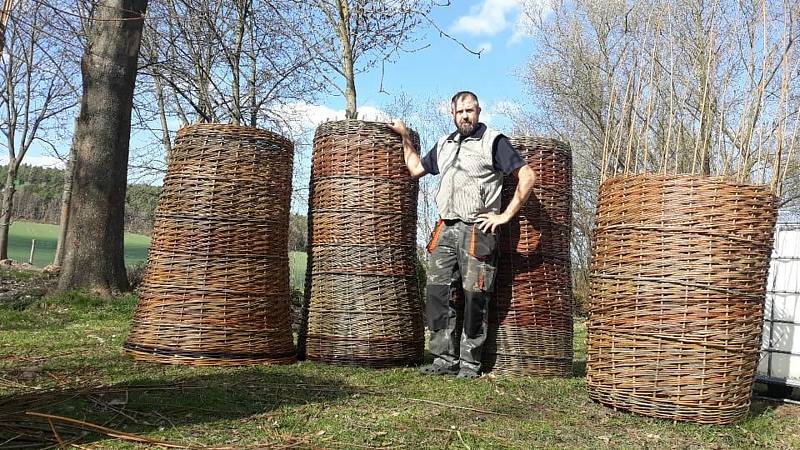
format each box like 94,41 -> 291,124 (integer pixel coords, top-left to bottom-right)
124,124 -> 296,366
483,137 -> 574,376
586,174 -> 777,424
299,120 -> 424,367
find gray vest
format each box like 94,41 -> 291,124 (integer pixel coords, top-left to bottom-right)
434,124 -> 504,222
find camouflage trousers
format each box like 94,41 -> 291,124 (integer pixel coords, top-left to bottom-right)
425,220 -> 497,374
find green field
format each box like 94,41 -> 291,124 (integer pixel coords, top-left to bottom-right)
289,251 -> 307,291
8,221 -> 309,290
7,221 -> 150,267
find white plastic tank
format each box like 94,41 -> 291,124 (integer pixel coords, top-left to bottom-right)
759,223 -> 800,389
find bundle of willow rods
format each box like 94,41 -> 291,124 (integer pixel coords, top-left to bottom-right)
482,137 -> 574,376
587,174 -> 777,424
299,120 -> 424,367
124,124 -> 296,366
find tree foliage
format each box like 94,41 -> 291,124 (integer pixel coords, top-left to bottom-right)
0,0 -> 79,259
139,0 -> 324,128
516,0 -> 800,311
289,0 -> 440,118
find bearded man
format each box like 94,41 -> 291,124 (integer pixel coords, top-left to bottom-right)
390,91 -> 536,379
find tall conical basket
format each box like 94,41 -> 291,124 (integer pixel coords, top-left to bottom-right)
483,137 -> 574,376
299,120 -> 424,367
124,124 -> 296,366
586,174 -> 777,424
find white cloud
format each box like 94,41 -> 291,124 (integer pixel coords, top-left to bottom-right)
479,42 -> 493,54
451,0 -> 523,36
450,0 -> 549,43
509,11 -> 533,43
0,155 -> 66,170
272,102 -> 390,137
508,0 -> 551,44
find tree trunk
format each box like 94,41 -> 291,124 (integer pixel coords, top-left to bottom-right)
53,143 -> 76,267
335,0 -> 357,119
57,0 -> 149,295
0,163 -> 16,260
343,57 -> 357,119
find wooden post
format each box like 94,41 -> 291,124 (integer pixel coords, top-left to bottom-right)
28,239 -> 35,265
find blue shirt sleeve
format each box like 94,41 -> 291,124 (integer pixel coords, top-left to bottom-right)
492,135 -> 526,175
420,143 -> 439,175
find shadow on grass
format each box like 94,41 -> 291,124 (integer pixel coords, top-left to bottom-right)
0,291 -> 137,332
748,396 -> 781,420
0,365 -> 360,448
572,358 -> 586,378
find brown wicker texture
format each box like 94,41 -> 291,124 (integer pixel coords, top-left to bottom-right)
301,120 -> 424,367
586,174 -> 777,424
483,137 -> 574,377
124,123 -> 296,366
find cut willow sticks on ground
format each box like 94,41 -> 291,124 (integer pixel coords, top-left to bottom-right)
401,397 -> 511,417
24,412 -> 310,450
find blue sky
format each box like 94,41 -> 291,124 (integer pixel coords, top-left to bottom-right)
3,0 -> 538,172
315,0 -> 536,133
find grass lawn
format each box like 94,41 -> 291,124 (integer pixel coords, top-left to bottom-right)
1,271 -> 798,449
7,221 -> 150,267
8,221 -> 309,292
290,251 -> 307,292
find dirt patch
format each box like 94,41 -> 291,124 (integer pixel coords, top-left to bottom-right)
0,258 -> 38,271
0,261 -> 56,303
775,403 -> 800,419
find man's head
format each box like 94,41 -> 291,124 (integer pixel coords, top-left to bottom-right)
451,91 -> 481,136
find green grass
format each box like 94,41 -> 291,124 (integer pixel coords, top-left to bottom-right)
7,221 -> 151,267
289,251 -> 307,292
1,284 -> 798,449
8,221 -> 308,291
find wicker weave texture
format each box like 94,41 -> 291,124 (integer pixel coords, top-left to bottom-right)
302,120 -> 424,367
587,174 -> 777,424
124,124 -> 296,366
484,325 -> 573,377
483,137 -> 574,377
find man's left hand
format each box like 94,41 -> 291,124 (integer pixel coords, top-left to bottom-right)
476,211 -> 510,233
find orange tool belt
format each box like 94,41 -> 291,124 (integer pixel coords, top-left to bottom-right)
426,219 -> 445,253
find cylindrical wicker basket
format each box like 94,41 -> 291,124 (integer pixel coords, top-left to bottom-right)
300,120 -> 424,367
586,174 -> 777,424
483,137 -> 574,376
124,124 -> 296,366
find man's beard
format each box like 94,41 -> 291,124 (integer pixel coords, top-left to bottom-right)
457,120 -> 476,136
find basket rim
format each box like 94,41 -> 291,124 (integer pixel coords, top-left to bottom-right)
600,172 -> 775,192
509,135 -> 571,150
175,122 -> 293,148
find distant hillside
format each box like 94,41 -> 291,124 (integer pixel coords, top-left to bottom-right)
1,164 -> 308,249
1,164 -> 160,235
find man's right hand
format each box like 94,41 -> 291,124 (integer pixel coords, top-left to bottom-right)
389,119 -> 409,138
389,119 -> 427,178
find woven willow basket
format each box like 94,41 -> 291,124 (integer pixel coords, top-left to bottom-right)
300,120 -> 424,367
483,137 -> 574,377
124,124 -> 296,366
587,174 -> 777,424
